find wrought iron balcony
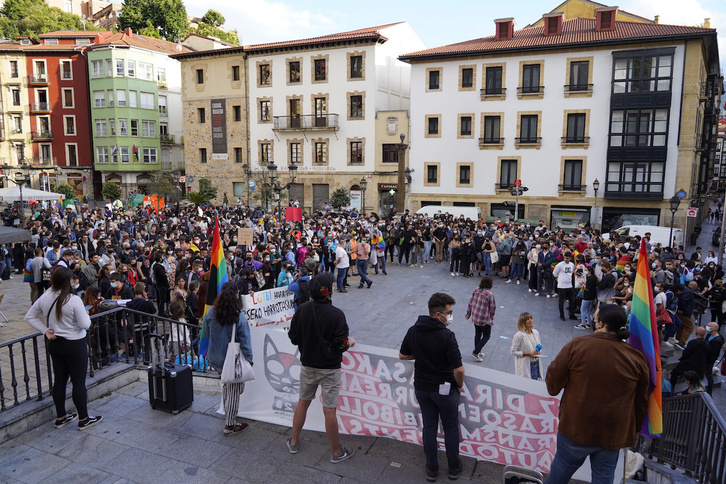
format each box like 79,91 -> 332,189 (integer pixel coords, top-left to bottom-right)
517,86 -> 544,94
495,183 -> 513,190
515,137 -> 542,144
158,106 -> 168,116
31,156 -> 57,165
559,184 -> 587,191
273,114 -> 339,131
30,102 -> 51,113
28,74 -> 49,85
561,136 -> 590,144
479,137 -> 504,145
564,83 -> 593,92
31,130 -> 53,140
480,87 -> 506,97
160,134 -> 175,144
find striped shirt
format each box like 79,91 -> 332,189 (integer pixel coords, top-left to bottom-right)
466,288 -> 496,326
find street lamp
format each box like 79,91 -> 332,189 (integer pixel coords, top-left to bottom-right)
668,195 -> 681,249
592,178 -> 600,229
242,163 -> 251,206
359,177 -> 367,214
404,167 -> 413,213
267,161 -> 297,214
13,170 -> 31,223
396,133 -> 409,214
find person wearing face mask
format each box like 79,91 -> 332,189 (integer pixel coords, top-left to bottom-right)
706,279 -> 726,328
399,292 -> 464,481
465,276 -> 496,362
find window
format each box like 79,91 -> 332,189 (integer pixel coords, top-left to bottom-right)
120,146 -> 129,163
613,53 -> 673,93
64,116 -> 75,135
289,142 -> 301,164
260,100 -> 270,121
428,117 -> 439,136
129,90 -> 137,108
314,59 -> 326,81
350,55 -> 363,79
382,144 -> 398,163
62,88 -> 74,108
140,92 -> 154,109
158,95 -> 167,115
143,147 -> 157,163
94,91 -> 105,108
259,64 -> 270,85
569,61 -> 589,91
459,165 -> 471,185
116,90 -> 126,107
232,65 -> 240,81
198,107 -> 206,123
92,60 -> 103,78
162,148 -> 171,166
97,146 -> 108,163
314,141 -> 327,164
427,164 -> 438,184
233,105 -> 241,122
44,39 -> 58,45
159,123 -> 168,135
566,113 -> 587,143
157,67 -> 166,83
130,119 -> 138,136
234,147 -> 243,163
196,69 -> 204,84
109,119 -> 116,135
106,59 -> 112,77
485,66 -> 503,95
76,38 -> 91,45
563,160 -> 583,190
483,116 -> 502,143
260,142 -> 271,164
519,115 -> 539,143
350,141 -> 363,163
289,61 -> 300,83
428,70 -> 440,90
96,119 -> 106,136
116,59 -> 124,76
66,145 -> 77,166
610,108 -> 668,147
200,148 -> 207,163
118,118 -> 128,136
12,116 -> 22,133
139,62 -> 152,81
500,159 -> 517,187
460,116 -> 472,136
127,60 -> 135,78
233,182 -> 245,197
606,161 -> 665,195
142,120 -> 155,137
461,68 -> 473,88
350,95 -> 363,119
521,64 -> 541,93
11,88 -> 20,106
9,60 -> 18,78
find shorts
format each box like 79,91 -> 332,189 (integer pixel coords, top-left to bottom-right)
299,366 -> 342,408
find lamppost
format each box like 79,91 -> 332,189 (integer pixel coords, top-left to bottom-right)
405,167 -> 413,213
359,177 -> 367,214
242,163 -> 251,206
592,178 -> 600,229
396,133 -> 409,214
13,170 -> 31,223
267,161 -> 298,214
668,195 -> 681,249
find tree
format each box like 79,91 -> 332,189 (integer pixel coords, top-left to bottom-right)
330,188 -> 350,209
198,178 -> 217,203
0,0 -> 95,40
146,174 -> 174,200
119,0 -> 190,41
53,182 -> 76,200
200,9 -> 224,27
102,181 -> 122,201
194,22 -> 240,45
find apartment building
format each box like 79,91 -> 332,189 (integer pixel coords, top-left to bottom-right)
173,23 -> 424,211
400,4 -> 721,232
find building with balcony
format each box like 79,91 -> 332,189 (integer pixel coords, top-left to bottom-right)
399,2 -> 721,232
173,22 -> 424,210
0,50 -> 32,178
87,29 -> 188,198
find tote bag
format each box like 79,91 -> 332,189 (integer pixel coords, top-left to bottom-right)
220,322 -> 255,384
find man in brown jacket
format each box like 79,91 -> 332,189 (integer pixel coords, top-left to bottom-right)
545,304 -> 650,484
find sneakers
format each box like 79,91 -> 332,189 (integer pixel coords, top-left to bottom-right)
77,415 -> 102,431
358,283 -> 364,289
420,265 -> 424,268
516,280 -> 521,285
662,340 -> 673,348
472,352 -> 483,362
534,292 -> 541,297
546,294 -> 552,299
286,437 -> 299,454
330,445 -> 355,463
569,315 -> 579,321
551,293 -> 558,297
337,288 -> 348,293
505,279 -> 512,284
451,272 -> 455,276
224,422 -> 249,435
54,412 -> 78,429
426,467 -> 438,482
448,458 -> 463,480
367,280 -> 373,288
528,288 -> 533,293
668,337 -> 678,344
574,323 -> 591,330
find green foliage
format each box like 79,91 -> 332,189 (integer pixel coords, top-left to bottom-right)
0,0 -> 95,40
330,188 -> 351,209
146,174 -> 174,200
194,22 -> 240,45
53,182 -> 76,200
200,9 -> 224,27
198,178 -> 218,203
119,0 -> 190,41
186,191 -> 205,206
102,181 -> 122,201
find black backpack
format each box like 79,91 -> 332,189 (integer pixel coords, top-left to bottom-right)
296,278 -> 311,306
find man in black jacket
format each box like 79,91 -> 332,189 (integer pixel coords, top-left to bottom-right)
669,326 -> 709,391
674,283 -> 695,350
399,292 -> 465,481
705,322 -> 725,394
287,272 -> 356,463
126,282 -> 156,363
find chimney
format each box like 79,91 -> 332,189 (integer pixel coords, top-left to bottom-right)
595,7 -> 617,32
654,15 -> 659,24
704,18 -> 711,28
494,18 -> 515,41
124,28 -> 133,36
543,12 -> 564,36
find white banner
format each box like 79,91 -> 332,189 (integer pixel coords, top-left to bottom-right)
241,288 -> 295,329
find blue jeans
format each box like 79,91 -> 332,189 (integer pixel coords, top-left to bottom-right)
546,432 -> 619,484
483,252 -> 492,275
378,253 -> 386,273
357,260 -> 371,284
424,241 -> 432,262
511,263 -> 524,281
415,389 -> 460,472
580,299 -> 593,325
336,267 -> 348,291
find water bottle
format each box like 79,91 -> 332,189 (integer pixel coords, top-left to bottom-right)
535,344 -> 542,352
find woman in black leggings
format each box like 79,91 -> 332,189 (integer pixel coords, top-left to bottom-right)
25,267 -> 103,430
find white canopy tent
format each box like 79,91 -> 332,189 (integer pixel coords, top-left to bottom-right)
0,186 -> 63,202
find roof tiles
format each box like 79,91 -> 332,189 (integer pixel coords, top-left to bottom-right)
244,22 -> 402,52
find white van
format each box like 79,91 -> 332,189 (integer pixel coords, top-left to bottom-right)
604,225 -> 683,248
415,205 -> 481,220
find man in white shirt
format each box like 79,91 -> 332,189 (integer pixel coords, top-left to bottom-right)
553,252 -> 577,321
334,241 -> 350,293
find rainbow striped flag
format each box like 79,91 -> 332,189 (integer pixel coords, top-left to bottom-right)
628,239 -> 662,437
198,216 -> 228,357
55,197 -> 63,210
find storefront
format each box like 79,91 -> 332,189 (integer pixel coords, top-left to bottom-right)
491,203 -> 524,220
378,183 -> 397,217
601,207 -> 660,233
549,206 -> 591,230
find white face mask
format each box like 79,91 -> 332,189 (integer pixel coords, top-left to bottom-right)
442,313 -> 453,326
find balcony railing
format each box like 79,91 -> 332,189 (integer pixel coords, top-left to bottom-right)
558,184 -> 587,191
158,106 -> 168,116
561,136 -> 590,144
30,102 -> 51,113
515,137 -> 542,144
517,86 -> 544,94
479,137 -> 504,145
28,74 -> 49,84
160,134 -> 175,144
273,114 -> 339,131
495,183 -> 514,190
31,156 -> 57,165
480,87 -> 506,96
31,130 -> 53,140
564,83 -> 593,92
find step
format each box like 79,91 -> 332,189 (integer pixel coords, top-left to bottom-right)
643,458 -> 696,484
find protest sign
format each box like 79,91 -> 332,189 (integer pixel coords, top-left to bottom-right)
241,288 -> 295,328
237,228 -> 254,246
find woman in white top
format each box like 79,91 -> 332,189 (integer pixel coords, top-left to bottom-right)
25,267 -> 102,430
510,312 -> 544,380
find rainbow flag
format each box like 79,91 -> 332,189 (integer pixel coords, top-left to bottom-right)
55,197 -> 63,210
198,216 -> 228,357
628,239 -> 662,437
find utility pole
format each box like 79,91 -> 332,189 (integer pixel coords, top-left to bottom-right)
510,179 -> 528,222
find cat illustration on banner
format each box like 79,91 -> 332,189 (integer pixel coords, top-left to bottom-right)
263,334 -> 301,415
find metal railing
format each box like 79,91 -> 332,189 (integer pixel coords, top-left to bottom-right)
30,102 -> 51,112
273,114 -> 339,130
28,74 -> 48,84
515,136 -> 542,144
480,87 -> 506,96
479,137 -> 504,144
646,392 -> 726,483
564,83 -> 593,92
31,130 -> 53,140
0,307 -> 206,413
517,86 -> 544,94
160,134 -> 175,144
558,184 -> 587,191
561,136 -> 590,144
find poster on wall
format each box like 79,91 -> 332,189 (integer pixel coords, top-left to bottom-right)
349,190 -> 361,211
211,99 -> 227,160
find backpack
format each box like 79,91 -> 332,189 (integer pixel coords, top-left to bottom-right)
296,278 -> 311,306
664,270 -> 675,287
150,262 -> 157,284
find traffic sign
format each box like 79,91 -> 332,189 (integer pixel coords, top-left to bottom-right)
676,190 -> 687,198
514,179 -> 522,187
249,180 -> 256,191
686,207 -> 698,218
179,176 -> 185,183
188,176 -> 194,182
